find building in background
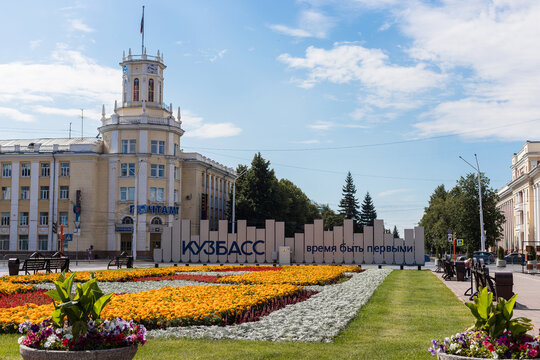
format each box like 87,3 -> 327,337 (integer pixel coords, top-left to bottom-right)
0,46 -> 235,259
497,141 -> 540,253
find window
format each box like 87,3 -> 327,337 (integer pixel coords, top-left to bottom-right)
2,163 -> 11,177
148,78 -> 154,102
38,235 -> 48,251
174,167 -> 179,180
150,164 -> 165,178
1,186 -> 10,200
20,186 -> 29,200
150,141 -> 165,155
59,186 -> 69,200
133,78 -> 139,101
120,163 -> 135,177
1,212 -> 9,226
0,235 -> 8,250
149,187 -> 164,202
121,216 -> 133,224
120,187 -> 135,201
59,212 -> 68,226
19,235 -> 28,251
122,140 -> 136,154
60,163 -> 70,177
174,189 -> 178,203
151,217 -> 163,225
21,163 -> 30,177
39,212 -> 48,226
19,212 -> 28,226
40,163 -> 50,177
40,186 -> 49,200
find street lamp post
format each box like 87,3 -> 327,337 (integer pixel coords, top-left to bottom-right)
232,169 -> 249,234
459,154 -> 487,252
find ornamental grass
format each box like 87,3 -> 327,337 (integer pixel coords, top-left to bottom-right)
217,265 -> 358,286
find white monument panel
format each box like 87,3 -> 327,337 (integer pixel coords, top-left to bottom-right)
364,226 -> 374,264
394,238 -> 404,264
180,220 -> 190,263
256,228 -> 266,263
171,220 -> 181,263
333,226 -> 344,264
161,226 -> 172,263
353,233 -> 364,264
218,220 -> 228,263
313,220 -> 324,264
293,233 -> 304,263
373,220 -> 384,264
199,220 -> 209,263
404,229 -> 414,265
228,234 -> 237,263
275,222 -> 285,249
209,231 -> 218,263
190,235 -> 199,263
343,220 -> 354,264
265,220 -> 275,263
237,220 -> 247,264
414,226 -> 425,265
323,231 -> 334,264
285,236 -> 295,258
384,232 -> 394,264
246,226 -> 256,263
304,224 -> 314,264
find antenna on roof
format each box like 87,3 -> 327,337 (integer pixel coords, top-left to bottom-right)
80,109 -> 84,139
69,122 -> 72,139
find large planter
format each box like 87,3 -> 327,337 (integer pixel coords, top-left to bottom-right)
526,260 -> 537,274
496,259 -> 506,267
438,353 -> 540,360
20,345 -> 138,360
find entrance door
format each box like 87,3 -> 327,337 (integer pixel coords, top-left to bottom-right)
120,233 -> 132,252
150,233 -> 161,249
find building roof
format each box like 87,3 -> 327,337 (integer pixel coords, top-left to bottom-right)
0,137 -> 101,153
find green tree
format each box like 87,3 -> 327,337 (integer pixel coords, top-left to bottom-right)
392,225 -> 400,239
338,172 -> 360,231
278,179 -> 319,235
419,185 -> 453,255
359,192 -> 377,229
319,204 -> 345,231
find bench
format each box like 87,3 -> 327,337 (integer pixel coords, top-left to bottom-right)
13,255 -> 71,275
20,258 -> 47,275
466,262 -> 499,301
107,254 -> 133,269
46,257 -> 70,273
442,259 -> 456,280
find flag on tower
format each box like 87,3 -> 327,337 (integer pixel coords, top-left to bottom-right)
140,7 -> 144,34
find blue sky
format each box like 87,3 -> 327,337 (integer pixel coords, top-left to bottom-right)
1,0 -> 538,233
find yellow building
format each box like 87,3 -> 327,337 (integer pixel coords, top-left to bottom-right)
0,47 -> 235,259
497,141 -> 540,252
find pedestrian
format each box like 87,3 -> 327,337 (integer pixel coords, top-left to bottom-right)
88,245 -> 93,263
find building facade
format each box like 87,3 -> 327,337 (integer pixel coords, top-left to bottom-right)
497,141 -> 540,252
0,47 -> 235,259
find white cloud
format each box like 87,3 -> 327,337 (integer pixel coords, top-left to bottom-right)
0,44 -> 120,107
182,110 -> 241,139
308,120 -> 368,130
378,188 -> 409,197
398,0 -> 540,140
278,43 -> 446,95
294,139 -> 320,144
69,19 -> 94,33
269,10 -> 334,39
29,40 -> 42,50
33,105 -> 100,121
0,107 -> 35,122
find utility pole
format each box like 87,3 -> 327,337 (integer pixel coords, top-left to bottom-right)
69,122 -> 72,139
459,154 -> 487,251
80,109 -> 84,139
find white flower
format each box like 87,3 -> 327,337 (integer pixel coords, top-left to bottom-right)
64,334 -> 73,340
449,343 -> 460,351
18,336 -> 25,344
44,334 -> 58,349
492,352 -> 499,359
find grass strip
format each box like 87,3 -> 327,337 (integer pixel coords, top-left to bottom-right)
0,270 -> 472,360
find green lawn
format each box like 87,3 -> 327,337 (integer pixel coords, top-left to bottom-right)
0,270 -> 472,360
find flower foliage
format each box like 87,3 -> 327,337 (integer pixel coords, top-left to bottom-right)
429,330 -> 539,359
0,290 -> 52,308
18,318 -> 146,351
217,265 -> 358,285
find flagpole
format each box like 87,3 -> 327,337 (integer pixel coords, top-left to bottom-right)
141,5 -> 145,54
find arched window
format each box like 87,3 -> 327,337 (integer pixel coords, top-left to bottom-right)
121,216 -> 134,224
159,81 -> 162,103
148,79 -> 154,102
150,217 -> 163,225
133,78 -> 139,102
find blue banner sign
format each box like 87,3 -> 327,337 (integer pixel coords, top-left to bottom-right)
182,240 -> 265,256
115,226 -> 133,232
129,205 -> 179,215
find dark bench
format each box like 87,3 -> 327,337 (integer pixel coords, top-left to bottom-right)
46,257 -> 70,273
9,253 -> 71,275
442,259 -> 456,280
107,253 -> 133,269
20,258 -> 47,275
466,262 -> 502,301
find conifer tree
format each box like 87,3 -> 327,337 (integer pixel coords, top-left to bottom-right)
359,192 -> 377,228
393,225 -> 400,239
338,172 -> 360,231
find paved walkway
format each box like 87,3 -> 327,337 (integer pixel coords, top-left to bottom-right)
433,267 -> 540,332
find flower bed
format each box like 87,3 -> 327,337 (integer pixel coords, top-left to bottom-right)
129,274 -> 220,283
217,265 -> 357,286
148,269 -> 391,342
0,290 -> 52,308
0,282 -> 34,295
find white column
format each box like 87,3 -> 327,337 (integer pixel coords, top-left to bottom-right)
139,131 -> 148,154
136,160 -> 148,254
208,174 -> 213,229
28,161 -> 39,251
107,158 -> 118,251
167,160 -> 174,226
110,131 -> 119,153
168,133 -> 174,156
218,177 -> 222,219
9,162 -> 19,251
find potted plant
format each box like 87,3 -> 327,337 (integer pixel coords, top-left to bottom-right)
496,246 -> 506,268
429,287 -> 539,359
18,272 -> 146,359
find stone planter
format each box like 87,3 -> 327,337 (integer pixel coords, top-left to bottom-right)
20,345 -> 138,360
526,260 -> 537,274
496,259 -> 506,267
438,353 -> 540,360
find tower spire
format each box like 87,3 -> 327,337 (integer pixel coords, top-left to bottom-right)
140,6 -> 145,54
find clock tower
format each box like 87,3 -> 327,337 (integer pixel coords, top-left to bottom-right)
120,47 -> 166,109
